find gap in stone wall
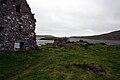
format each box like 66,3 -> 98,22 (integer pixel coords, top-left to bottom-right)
0,26 -> 4,31
0,0 -> 7,4
16,4 -> 21,13
13,0 -> 15,2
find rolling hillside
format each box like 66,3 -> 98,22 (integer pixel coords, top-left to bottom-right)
72,30 -> 120,40
36,35 -> 56,40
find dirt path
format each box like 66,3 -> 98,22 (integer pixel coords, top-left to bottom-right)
6,62 -> 40,80
5,57 -> 51,80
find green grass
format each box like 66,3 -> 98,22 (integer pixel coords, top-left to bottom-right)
0,43 -> 120,80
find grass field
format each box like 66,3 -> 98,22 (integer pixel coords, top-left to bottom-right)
0,43 -> 120,80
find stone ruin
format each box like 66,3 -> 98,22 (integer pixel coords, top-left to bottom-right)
53,38 -> 69,47
0,0 -> 38,52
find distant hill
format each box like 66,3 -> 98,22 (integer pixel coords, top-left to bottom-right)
36,35 -> 55,38
71,30 -> 120,40
36,35 -> 56,40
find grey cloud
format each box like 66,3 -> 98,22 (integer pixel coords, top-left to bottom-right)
27,0 -> 120,37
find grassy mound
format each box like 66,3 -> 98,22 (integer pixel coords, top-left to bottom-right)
0,43 -> 120,80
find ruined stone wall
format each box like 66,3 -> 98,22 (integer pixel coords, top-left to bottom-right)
0,0 -> 38,52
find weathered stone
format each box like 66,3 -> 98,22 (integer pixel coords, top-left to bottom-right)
0,0 -> 38,52
53,38 -> 69,47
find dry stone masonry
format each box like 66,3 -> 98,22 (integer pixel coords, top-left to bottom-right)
0,0 -> 38,52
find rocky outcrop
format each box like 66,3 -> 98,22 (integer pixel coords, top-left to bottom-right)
53,38 -> 69,47
0,0 -> 38,52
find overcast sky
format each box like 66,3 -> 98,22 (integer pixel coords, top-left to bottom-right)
26,0 -> 120,37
